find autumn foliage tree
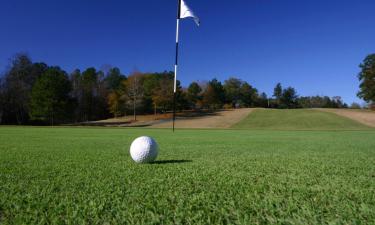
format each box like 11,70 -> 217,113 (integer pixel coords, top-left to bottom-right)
107,90 -> 127,118
152,75 -> 173,113
203,79 -> 225,109
106,68 -> 127,117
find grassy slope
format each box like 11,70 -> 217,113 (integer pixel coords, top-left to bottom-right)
232,109 -> 370,130
1,127 -> 375,224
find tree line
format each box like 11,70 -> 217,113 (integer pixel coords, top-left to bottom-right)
0,53 -> 358,125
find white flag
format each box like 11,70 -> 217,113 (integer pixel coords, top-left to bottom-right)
180,0 -> 200,26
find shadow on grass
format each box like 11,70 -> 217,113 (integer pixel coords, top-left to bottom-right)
151,160 -> 192,164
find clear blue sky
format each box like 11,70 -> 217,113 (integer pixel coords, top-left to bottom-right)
1,0 -> 374,104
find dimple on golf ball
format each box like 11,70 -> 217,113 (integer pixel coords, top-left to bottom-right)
130,136 -> 158,163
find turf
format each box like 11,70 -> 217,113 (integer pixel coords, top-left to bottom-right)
1,127 -> 375,224
232,109 -> 370,130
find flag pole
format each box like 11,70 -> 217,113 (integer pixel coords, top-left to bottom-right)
173,0 -> 181,132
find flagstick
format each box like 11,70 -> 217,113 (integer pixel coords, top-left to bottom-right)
173,0 -> 181,132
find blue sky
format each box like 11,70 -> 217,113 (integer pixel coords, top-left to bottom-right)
0,0 -> 374,104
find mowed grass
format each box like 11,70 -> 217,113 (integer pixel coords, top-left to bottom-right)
233,109 -> 369,130
1,127 -> 375,224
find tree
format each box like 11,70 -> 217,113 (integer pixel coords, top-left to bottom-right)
106,68 -> 128,118
273,83 -> 283,106
4,54 -> 33,123
126,72 -> 144,121
296,95 -> 349,109
142,71 -> 173,114
76,68 -> 110,121
224,77 -> 242,107
152,75 -> 173,113
357,54 -> 375,104
30,67 -> 72,125
280,87 -> 298,108
105,67 -> 126,91
96,70 -> 111,119
240,82 -> 258,107
202,78 -> 225,109
186,82 -> 202,109
70,69 -> 83,122
273,83 -> 282,98
174,80 -> 188,111
331,96 -> 345,108
256,92 -> 269,108
0,77 -> 4,123
80,68 -> 98,121
107,89 -> 127,117
1,54 -> 47,124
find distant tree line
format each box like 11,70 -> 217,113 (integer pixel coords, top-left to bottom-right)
0,53 -> 355,125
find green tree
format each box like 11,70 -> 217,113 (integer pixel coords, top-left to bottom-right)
256,92 -> 269,108
273,83 -> 283,104
357,54 -> 375,104
297,95 -> 344,108
70,69 -> 82,122
187,82 -> 202,109
30,67 -> 72,125
81,68 -> 98,121
240,82 -> 258,107
0,78 -> 4,123
224,77 -> 242,106
78,68 -> 109,121
105,67 -> 126,91
280,87 -> 298,108
331,96 -> 345,108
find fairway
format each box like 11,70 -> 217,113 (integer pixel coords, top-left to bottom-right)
1,126 -> 375,224
233,109 -> 370,130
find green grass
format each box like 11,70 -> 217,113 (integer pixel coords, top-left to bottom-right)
232,109 -> 370,130
1,126 -> 375,224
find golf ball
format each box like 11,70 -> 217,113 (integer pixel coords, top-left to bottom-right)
130,136 -> 158,163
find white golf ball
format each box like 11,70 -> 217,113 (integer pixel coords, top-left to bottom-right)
130,136 -> 158,163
